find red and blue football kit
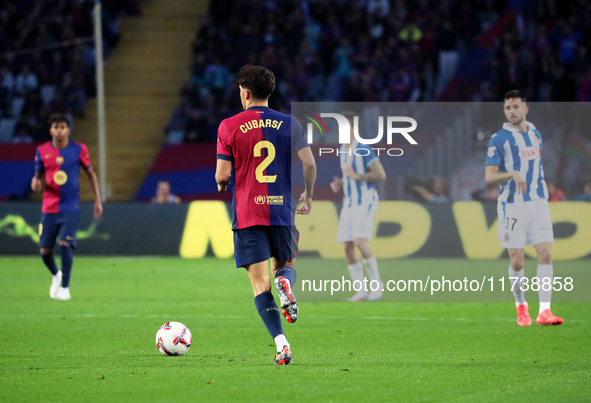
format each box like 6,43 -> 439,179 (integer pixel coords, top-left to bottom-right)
35,141 -> 91,213
217,106 -> 308,267
35,141 -> 92,248
217,106 -> 308,230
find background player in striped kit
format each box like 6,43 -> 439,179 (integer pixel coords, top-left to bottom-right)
485,90 -> 562,326
31,114 -> 103,300
330,112 -> 386,301
215,65 -> 316,364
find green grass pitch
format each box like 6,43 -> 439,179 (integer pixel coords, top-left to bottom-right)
0,257 -> 589,402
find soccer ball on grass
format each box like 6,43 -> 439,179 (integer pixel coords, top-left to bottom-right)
155,321 -> 192,356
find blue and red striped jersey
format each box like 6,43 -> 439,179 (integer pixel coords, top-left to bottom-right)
217,106 -> 308,230
486,121 -> 548,203
35,141 -> 91,213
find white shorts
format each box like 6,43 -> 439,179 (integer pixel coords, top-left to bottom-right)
497,198 -> 553,249
337,202 -> 378,243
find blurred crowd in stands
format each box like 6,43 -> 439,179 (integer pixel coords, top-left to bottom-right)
0,0 -> 142,143
165,0 -> 591,144
477,0 -> 591,102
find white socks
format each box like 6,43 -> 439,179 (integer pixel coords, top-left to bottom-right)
508,264 -> 554,313
537,264 -> 553,314
347,261 -> 368,299
347,261 -> 364,283
362,255 -> 382,285
274,334 -> 289,352
508,266 -> 526,306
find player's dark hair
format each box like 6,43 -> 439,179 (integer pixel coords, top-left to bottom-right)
48,114 -> 70,127
237,65 -> 275,100
504,90 -> 526,103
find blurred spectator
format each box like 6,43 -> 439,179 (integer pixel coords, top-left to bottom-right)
479,0 -> 591,102
14,65 -> 38,96
162,0 -> 590,143
168,0 -> 522,142
165,96 -> 192,143
574,179 -> 591,202
150,181 -> 181,204
11,116 -> 34,143
547,180 -> 567,201
413,177 -> 450,203
472,183 -> 499,202
0,0 -> 142,142
0,65 -> 15,116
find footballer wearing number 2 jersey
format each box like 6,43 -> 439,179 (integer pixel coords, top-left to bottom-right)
215,65 -> 317,365
485,90 -> 562,327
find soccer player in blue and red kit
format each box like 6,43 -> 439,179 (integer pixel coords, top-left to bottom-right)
485,90 -> 562,326
215,65 -> 316,365
31,114 -> 103,301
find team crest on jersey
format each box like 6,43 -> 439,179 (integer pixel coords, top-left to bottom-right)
487,147 -> 496,158
504,232 -> 510,241
56,156 -> 64,165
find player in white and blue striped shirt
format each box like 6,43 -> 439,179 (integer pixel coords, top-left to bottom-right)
485,90 -> 562,326
331,112 -> 387,301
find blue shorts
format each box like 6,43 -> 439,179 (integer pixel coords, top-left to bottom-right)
39,211 -> 80,249
233,225 -> 299,268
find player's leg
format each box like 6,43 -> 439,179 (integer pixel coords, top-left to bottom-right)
234,227 -> 290,364
54,212 -> 79,300
528,199 -> 561,325
355,238 -> 383,301
532,244 -> 563,327
499,201 -> 531,325
338,207 -> 366,301
245,260 -> 291,364
344,240 -> 367,301
55,240 -> 73,300
353,202 -> 382,301
507,248 -> 531,326
269,226 -> 299,324
38,214 -> 61,299
533,242 -> 561,325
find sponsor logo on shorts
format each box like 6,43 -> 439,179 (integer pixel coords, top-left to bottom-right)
504,232 -> 510,241
254,195 -> 284,205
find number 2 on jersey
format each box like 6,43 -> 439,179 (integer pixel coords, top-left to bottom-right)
254,141 -> 277,183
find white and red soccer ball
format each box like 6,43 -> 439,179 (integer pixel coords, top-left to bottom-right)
155,322 -> 192,356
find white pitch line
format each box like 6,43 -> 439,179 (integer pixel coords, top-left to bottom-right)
0,313 -> 585,322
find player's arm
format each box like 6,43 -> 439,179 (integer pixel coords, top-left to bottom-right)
330,176 -> 343,193
215,159 -> 232,192
344,160 -> 386,182
485,165 -> 526,194
215,120 -> 232,192
31,171 -> 43,192
412,184 -> 433,201
85,167 -> 103,219
296,146 -> 316,215
31,149 -> 44,192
